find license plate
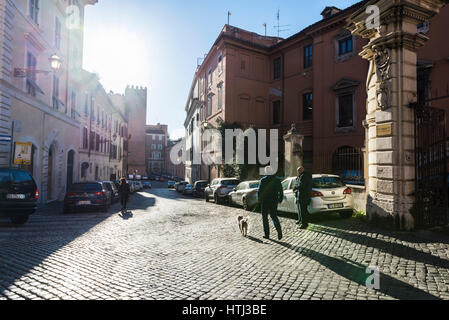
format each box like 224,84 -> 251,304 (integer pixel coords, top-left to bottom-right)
328,203 -> 344,209
77,201 -> 91,206
7,194 -> 26,200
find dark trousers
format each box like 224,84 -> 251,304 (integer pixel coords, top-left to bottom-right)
261,202 -> 282,238
120,196 -> 128,211
297,201 -> 310,226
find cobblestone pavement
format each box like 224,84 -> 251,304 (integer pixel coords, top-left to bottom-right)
1,185 -> 449,300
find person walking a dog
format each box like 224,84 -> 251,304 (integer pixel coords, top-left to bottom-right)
293,166 -> 313,229
118,178 -> 131,214
257,166 -> 284,240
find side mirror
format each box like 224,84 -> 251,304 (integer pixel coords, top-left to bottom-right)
233,188 -> 237,192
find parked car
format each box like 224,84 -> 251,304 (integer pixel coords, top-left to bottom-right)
183,184 -> 194,196
64,182 -> 111,214
193,180 -> 208,198
167,181 -> 176,189
176,181 -> 188,193
204,178 -> 240,205
278,174 -> 354,218
103,181 -> 119,204
0,168 -> 39,225
229,180 -> 260,211
143,181 -> 152,189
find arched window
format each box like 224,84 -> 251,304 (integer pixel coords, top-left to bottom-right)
332,146 -> 364,186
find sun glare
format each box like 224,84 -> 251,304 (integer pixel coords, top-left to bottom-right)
84,28 -> 150,93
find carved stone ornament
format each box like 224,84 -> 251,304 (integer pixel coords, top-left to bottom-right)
374,47 -> 392,111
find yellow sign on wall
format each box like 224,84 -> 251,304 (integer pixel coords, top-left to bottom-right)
377,123 -> 393,137
14,142 -> 32,165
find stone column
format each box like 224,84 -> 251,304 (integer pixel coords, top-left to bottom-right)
348,0 -> 446,230
283,124 -> 304,178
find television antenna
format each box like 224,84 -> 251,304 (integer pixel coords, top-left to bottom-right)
274,9 -> 290,37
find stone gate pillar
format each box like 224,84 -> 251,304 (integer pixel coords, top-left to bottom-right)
348,0 -> 446,230
283,124 -> 304,178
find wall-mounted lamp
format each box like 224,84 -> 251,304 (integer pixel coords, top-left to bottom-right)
13,54 -> 62,78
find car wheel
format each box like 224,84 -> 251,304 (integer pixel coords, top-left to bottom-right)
340,211 -> 353,219
214,194 -> 220,205
205,193 -> 209,202
10,215 -> 29,225
243,198 -> 250,211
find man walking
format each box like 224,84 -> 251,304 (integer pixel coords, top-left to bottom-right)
257,166 -> 284,240
293,166 -> 313,229
118,178 -> 131,214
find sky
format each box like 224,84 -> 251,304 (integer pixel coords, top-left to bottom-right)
83,0 -> 360,140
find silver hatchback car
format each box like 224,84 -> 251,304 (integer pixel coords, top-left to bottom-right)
279,174 -> 354,218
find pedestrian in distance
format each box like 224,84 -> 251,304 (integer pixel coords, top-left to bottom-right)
118,178 -> 131,214
257,166 -> 284,240
293,166 -> 313,229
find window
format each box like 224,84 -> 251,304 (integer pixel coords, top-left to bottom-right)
303,92 -> 313,121
337,94 -> 354,128
158,144 -> 163,150
273,57 -> 281,79
207,94 -> 213,116
273,100 -> 281,125
26,52 -> 37,96
217,83 -> 223,109
241,60 -> 246,71
29,0 -> 39,24
52,75 -> 60,109
152,144 -> 156,150
83,94 -> 89,115
82,127 -> 88,149
208,68 -> 213,87
70,91 -> 77,118
338,37 -> 353,56
55,17 -> 61,50
304,44 -> 313,69
95,134 -> 100,151
218,54 -> 223,74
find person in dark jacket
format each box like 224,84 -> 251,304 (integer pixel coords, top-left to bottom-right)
257,166 -> 284,240
118,178 -> 131,213
293,166 -> 313,229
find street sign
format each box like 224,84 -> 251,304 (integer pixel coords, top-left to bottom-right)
0,135 -> 12,142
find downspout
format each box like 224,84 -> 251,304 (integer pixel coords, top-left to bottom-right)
281,53 -> 286,175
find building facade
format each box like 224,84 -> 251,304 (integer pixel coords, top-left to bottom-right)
145,123 -> 168,175
126,85 -> 148,177
183,0 -> 449,190
75,70 -> 128,183
165,138 -> 185,179
0,0 -> 98,202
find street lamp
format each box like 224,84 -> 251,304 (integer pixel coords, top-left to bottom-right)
49,54 -> 62,72
14,54 -> 62,78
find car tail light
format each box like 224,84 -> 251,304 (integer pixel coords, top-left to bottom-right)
343,188 -> 352,195
35,189 -> 39,200
66,192 -> 77,198
311,191 -> 324,198
94,192 -> 105,198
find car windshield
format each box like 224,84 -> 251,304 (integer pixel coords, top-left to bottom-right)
313,177 -> 345,189
221,180 -> 239,186
70,184 -> 102,192
196,182 -> 207,187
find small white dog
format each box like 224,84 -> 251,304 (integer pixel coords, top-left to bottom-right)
238,215 -> 249,237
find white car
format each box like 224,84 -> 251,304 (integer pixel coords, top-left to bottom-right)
279,174 -> 354,218
229,180 -> 260,211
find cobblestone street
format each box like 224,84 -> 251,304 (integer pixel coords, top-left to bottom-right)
1,184 -> 449,300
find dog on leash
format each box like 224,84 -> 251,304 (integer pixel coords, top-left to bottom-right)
238,215 -> 249,237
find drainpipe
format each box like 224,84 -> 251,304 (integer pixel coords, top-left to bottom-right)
281,53 -> 286,175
